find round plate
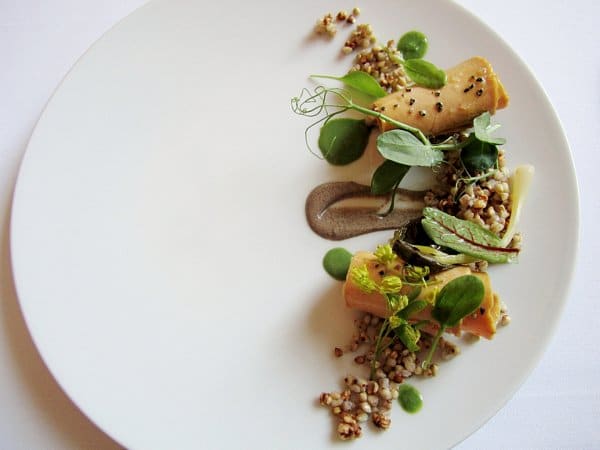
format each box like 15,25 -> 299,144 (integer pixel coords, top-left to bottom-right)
10,0 -> 578,448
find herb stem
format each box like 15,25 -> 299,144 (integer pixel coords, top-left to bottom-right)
422,326 -> 445,369
371,320 -> 390,379
351,103 -> 429,145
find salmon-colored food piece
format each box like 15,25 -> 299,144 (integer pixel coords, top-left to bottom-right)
372,56 -> 509,136
343,251 -> 501,339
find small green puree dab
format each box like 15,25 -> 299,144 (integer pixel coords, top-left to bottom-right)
323,248 -> 353,281
397,384 -> 423,413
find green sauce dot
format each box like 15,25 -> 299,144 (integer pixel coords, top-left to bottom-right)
397,384 -> 423,414
323,248 -> 353,281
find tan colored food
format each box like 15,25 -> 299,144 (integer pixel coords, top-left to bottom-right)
371,56 -> 509,136
343,251 -> 501,339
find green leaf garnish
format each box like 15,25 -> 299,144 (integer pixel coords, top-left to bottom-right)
371,160 -> 410,195
377,130 -> 444,167
311,72 -> 387,99
318,118 -> 370,165
397,30 -> 428,60
397,299 -> 428,320
421,207 -> 519,263
473,112 -> 506,145
460,137 -> 498,174
431,275 -> 485,328
402,59 -> 447,89
423,274 -> 485,368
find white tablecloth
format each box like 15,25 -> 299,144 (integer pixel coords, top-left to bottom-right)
1,1 -> 598,448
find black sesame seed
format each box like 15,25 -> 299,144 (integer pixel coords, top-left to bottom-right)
393,103 -> 399,108
378,270 -> 385,276
380,106 -> 386,111
476,89 -> 483,96
409,98 -> 415,105
463,84 -> 474,93
476,77 -> 484,82
419,110 -> 427,117
405,87 -> 412,92
435,102 -> 443,112
434,91 -> 441,97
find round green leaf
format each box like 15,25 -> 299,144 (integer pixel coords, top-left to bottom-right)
318,118 -> 370,165
397,30 -> 428,60
431,275 -> 485,327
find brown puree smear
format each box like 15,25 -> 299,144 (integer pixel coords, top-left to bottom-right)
306,182 -> 425,240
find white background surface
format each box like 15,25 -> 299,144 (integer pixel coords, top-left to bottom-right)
0,1 -> 597,449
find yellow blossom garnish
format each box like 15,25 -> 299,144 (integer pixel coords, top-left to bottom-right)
379,275 -> 403,294
386,293 -> 409,314
374,244 -> 395,265
350,264 -> 378,293
403,265 -> 430,284
389,315 -> 405,329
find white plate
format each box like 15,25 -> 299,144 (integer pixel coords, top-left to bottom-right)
10,0 -> 578,448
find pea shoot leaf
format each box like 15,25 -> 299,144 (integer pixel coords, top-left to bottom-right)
377,130 -> 444,167
473,112 -> 506,145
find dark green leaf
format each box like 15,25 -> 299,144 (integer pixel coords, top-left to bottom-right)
431,275 -> 485,327
370,160 -> 410,194
460,137 -> 498,174
397,30 -> 428,60
473,112 -> 506,145
398,299 -> 428,320
377,130 -> 444,167
402,59 -> 447,89
311,72 -> 387,99
394,323 -> 421,352
421,207 -> 519,263
318,118 -> 370,165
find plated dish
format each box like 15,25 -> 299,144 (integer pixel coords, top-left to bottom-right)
10,0 -> 577,448
294,15 -> 533,440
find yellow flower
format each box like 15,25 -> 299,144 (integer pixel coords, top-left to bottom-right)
374,244 -> 395,265
350,265 -> 378,293
379,275 -> 403,294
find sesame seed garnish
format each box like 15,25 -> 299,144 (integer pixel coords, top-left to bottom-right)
409,98 -> 415,105
476,88 -> 483,96
393,103 -> 399,108
476,76 -> 484,82
419,110 -> 427,117
435,102 -> 443,112
463,84 -> 474,93
434,91 -> 441,97
405,87 -> 412,92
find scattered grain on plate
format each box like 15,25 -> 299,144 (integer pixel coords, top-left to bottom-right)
314,13 -> 337,37
318,312 -> 463,440
350,39 -> 409,92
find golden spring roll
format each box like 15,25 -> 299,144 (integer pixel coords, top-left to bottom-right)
343,251 -> 501,339
372,56 -> 509,136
